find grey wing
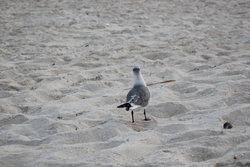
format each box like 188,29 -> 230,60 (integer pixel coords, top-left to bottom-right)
126,86 -> 150,106
126,89 -> 140,104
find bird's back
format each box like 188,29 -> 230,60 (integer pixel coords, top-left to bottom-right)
126,85 -> 150,107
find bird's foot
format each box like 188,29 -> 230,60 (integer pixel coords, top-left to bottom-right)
144,118 -> 151,121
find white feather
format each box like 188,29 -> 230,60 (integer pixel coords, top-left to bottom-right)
133,72 -> 146,86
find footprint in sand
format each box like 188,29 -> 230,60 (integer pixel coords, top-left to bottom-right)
0,114 -> 28,127
147,102 -> 187,118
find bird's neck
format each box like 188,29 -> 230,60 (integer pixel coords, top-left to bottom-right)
133,73 -> 146,87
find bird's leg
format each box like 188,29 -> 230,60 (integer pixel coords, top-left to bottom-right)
131,110 -> 134,123
144,109 -> 150,121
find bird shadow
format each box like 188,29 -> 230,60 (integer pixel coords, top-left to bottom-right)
125,116 -> 157,132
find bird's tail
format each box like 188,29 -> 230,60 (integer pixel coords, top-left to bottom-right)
117,103 -> 132,111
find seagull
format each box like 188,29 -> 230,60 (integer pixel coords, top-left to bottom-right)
117,66 -> 150,123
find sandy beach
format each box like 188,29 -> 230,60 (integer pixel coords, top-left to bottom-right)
0,0 -> 250,166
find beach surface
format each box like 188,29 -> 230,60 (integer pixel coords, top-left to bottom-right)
0,0 -> 250,166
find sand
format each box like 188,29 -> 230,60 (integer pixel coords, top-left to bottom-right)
0,0 -> 250,166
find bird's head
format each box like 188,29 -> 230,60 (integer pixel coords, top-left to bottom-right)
133,66 -> 140,74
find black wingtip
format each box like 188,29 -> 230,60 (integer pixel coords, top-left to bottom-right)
117,103 -> 132,110
117,104 -> 125,108
117,103 -> 126,108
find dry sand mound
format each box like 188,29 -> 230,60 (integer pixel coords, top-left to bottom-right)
0,0 -> 250,166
